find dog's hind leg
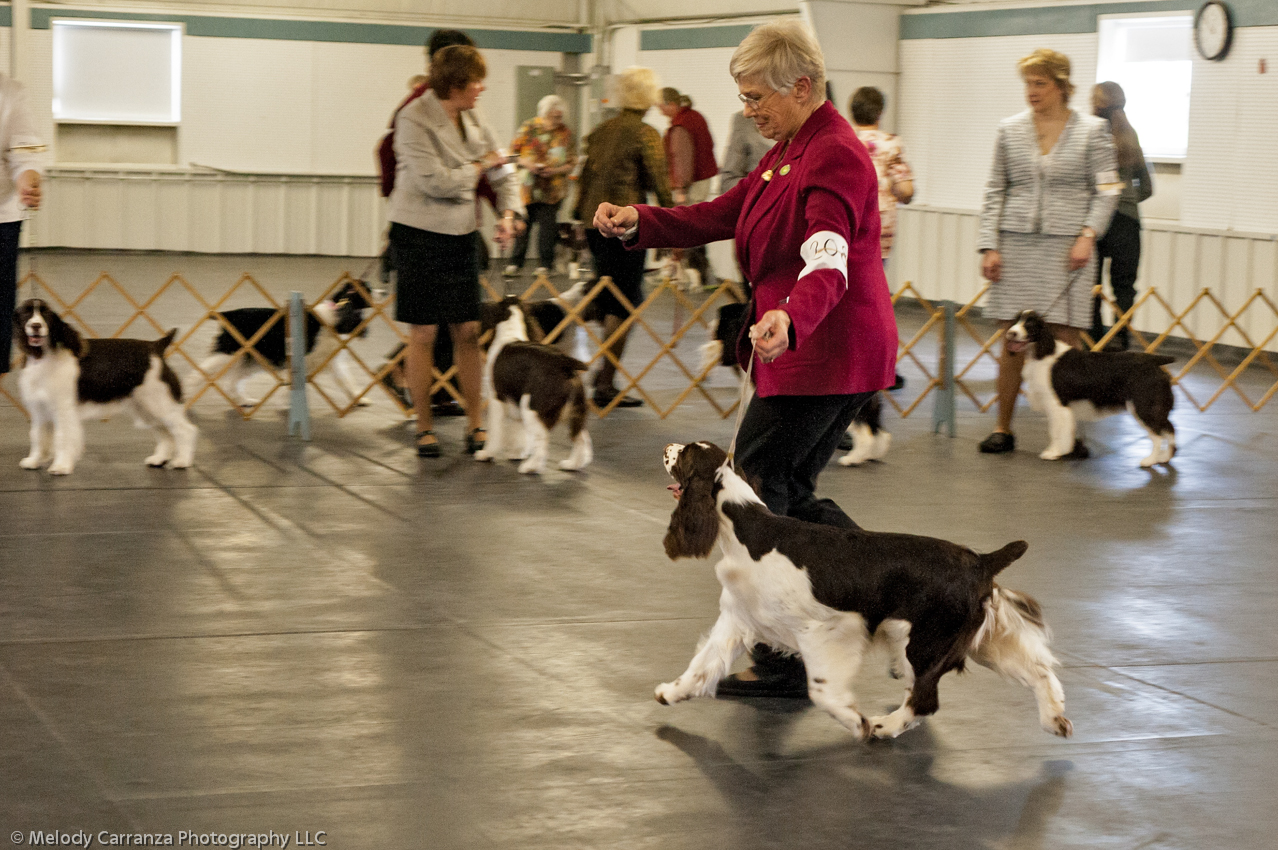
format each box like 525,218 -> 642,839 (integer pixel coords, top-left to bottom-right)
655,606 -> 748,704
330,348 -> 371,407
868,619 -> 920,739
558,378 -> 591,471
968,588 -> 1072,737
517,395 -> 550,474
797,615 -> 873,740
1130,401 -> 1176,467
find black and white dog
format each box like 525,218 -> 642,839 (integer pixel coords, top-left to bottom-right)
13,299 -> 197,475
1005,310 -> 1176,467
659,441 -> 1071,741
197,281 -> 372,408
703,302 -> 891,466
474,300 -> 592,474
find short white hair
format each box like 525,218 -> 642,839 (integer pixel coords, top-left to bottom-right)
538,94 -> 567,120
729,19 -> 827,103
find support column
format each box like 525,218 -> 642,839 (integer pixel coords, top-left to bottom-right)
11,0 -> 30,81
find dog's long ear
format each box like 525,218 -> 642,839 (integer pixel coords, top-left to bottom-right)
1032,315 -> 1056,360
663,474 -> 720,560
47,311 -> 86,357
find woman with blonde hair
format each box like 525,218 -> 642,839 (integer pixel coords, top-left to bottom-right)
594,19 -> 897,698
573,66 -> 673,408
1090,81 -> 1153,350
976,48 -> 1118,455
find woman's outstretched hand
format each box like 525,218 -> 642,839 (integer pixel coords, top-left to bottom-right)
593,203 -> 639,238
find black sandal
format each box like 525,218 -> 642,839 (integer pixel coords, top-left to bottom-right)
465,428 -> 486,455
416,430 -> 441,458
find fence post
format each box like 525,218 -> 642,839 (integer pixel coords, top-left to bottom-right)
932,300 -> 957,437
287,291 -> 311,441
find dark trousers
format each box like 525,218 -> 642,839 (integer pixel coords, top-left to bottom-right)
0,220 -> 22,374
510,202 -> 560,270
735,391 -> 875,680
1091,212 -> 1141,347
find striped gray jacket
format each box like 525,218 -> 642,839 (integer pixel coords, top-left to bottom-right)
978,109 -> 1119,251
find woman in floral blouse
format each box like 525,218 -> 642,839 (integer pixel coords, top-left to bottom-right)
506,95 -> 577,276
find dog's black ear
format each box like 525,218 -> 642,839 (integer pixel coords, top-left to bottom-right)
1033,318 -> 1056,360
47,310 -> 86,357
663,474 -> 719,560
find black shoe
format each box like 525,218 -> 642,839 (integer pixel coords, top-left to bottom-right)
715,672 -> 810,700
432,400 -> 466,417
593,388 -> 642,408
416,430 -> 441,458
1064,439 -> 1090,460
979,432 -> 1015,454
891,372 -> 906,391
837,430 -> 855,451
465,428 -> 486,455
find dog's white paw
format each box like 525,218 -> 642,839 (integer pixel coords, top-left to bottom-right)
144,455 -> 170,468
869,712 -> 919,739
47,460 -> 74,476
838,450 -> 869,467
558,457 -> 587,471
169,458 -> 193,470
517,458 -> 545,475
19,456 -> 44,470
1044,714 -> 1073,738
354,397 -> 373,408
236,397 -> 261,409
1139,453 -> 1158,468
654,681 -> 693,705
474,449 -> 493,462
1040,449 -> 1064,461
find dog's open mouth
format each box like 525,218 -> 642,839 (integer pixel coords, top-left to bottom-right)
27,333 -> 46,347
667,483 -> 682,500
1004,337 -> 1027,355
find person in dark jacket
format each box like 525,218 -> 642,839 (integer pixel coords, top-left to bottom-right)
659,88 -> 717,288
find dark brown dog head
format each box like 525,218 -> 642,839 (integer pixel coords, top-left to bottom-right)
13,299 -> 85,360
662,441 -> 730,560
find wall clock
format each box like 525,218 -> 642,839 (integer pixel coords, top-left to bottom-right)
1195,1 -> 1233,61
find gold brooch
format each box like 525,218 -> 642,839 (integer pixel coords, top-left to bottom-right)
762,170 -> 773,181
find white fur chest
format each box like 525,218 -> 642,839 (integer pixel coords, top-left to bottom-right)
1022,349 -> 1062,412
18,350 -> 79,411
714,538 -> 837,652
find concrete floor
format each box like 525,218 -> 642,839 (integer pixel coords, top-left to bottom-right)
2,253 -> 1276,848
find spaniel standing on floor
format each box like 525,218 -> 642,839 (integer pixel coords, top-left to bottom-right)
1006,309 -> 1176,466
474,301 -> 592,474
13,299 -> 197,475
658,441 -> 1071,740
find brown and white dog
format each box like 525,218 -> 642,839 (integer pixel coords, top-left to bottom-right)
1005,310 -> 1176,467
474,301 -> 592,474
658,441 -> 1071,741
13,299 -> 197,475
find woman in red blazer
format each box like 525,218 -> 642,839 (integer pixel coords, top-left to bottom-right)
595,20 -> 898,697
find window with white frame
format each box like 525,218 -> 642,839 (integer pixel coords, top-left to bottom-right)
1095,14 -> 1193,160
52,20 -> 182,124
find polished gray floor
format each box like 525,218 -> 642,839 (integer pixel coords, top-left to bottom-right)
2,253 -> 1276,848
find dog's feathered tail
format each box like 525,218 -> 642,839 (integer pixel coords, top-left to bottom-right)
151,328 -> 178,356
1141,353 -> 1176,367
977,540 -> 1028,581
152,329 -> 183,402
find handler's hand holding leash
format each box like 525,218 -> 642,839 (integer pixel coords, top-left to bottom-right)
592,203 -> 638,238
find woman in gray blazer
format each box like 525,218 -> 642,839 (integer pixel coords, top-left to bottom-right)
388,45 -> 523,457
977,48 -> 1118,455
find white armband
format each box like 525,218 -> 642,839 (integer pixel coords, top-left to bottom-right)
1096,169 -> 1123,196
798,231 -> 849,285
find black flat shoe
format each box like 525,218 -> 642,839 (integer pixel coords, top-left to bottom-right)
891,372 -> 906,391
416,430 -> 441,458
979,432 -> 1015,454
465,428 -> 486,455
838,430 -> 855,451
715,672 -> 810,700
593,389 -> 643,408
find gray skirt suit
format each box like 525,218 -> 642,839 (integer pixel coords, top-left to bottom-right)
978,110 -> 1119,327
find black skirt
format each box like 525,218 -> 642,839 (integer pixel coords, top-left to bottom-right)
390,222 -> 481,326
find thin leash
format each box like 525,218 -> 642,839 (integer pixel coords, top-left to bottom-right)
724,337 -> 759,469
1041,266 -> 1084,329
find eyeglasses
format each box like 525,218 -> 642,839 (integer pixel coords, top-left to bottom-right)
737,89 -> 776,109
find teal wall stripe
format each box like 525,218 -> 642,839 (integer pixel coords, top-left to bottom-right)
0,9 -> 9,28
640,24 -> 757,51
902,0 -> 1278,40
26,8 -> 590,53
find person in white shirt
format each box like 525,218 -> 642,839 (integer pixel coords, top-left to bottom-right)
0,73 -> 43,377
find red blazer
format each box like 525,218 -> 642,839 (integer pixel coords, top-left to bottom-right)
629,101 -> 897,397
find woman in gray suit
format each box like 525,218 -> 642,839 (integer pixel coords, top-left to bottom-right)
977,48 -> 1118,455
388,45 -> 523,457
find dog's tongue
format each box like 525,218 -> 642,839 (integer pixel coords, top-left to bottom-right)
1005,339 -> 1026,354
27,335 -> 43,346
667,483 -> 682,500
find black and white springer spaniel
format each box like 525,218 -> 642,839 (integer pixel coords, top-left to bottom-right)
14,299 -> 197,475
474,299 -> 592,474
658,441 -> 1071,741
1006,310 -> 1176,467
197,281 -> 373,408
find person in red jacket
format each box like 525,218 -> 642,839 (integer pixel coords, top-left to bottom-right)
595,20 -> 897,698
659,87 -> 717,287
